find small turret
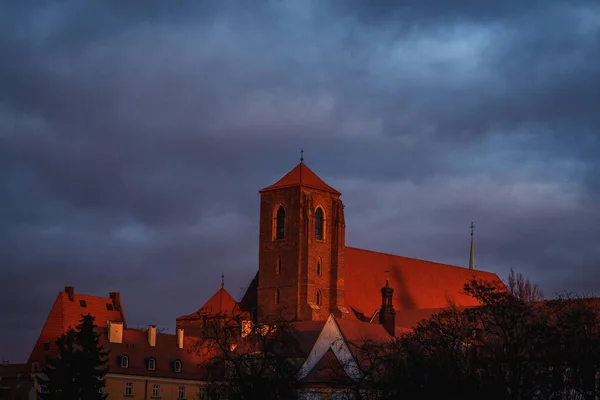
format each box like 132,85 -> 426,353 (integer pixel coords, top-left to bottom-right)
379,269 -> 396,336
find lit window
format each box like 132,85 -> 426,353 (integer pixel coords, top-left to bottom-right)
125,382 -> 133,396
276,289 -> 280,304
178,386 -> 186,399
276,256 -> 282,275
275,206 -> 285,239
152,384 -> 160,398
173,359 -> 182,373
316,290 -> 322,306
315,207 -> 324,240
147,357 -> 156,371
120,355 -> 129,369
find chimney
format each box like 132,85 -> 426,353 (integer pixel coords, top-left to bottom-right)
109,292 -> 121,311
148,325 -> 157,347
379,278 -> 396,337
177,328 -> 184,349
107,321 -> 123,344
65,286 -> 75,301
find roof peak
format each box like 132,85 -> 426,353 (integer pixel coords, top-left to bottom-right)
259,163 -> 341,195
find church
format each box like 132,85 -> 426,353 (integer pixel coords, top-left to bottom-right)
20,161 -> 503,400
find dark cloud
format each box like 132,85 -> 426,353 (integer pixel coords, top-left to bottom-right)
1,0 -> 599,362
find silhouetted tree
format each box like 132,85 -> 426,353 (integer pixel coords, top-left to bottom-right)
38,314 -> 109,400
193,313 -> 303,400
507,268 -> 544,302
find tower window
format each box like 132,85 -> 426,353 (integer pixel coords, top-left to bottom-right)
275,289 -> 280,304
147,357 -> 156,371
315,207 -> 324,241
276,256 -> 282,275
120,355 -> 129,369
173,359 -> 182,373
316,290 -> 322,306
275,206 -> 285,240
317,258 -> 322,276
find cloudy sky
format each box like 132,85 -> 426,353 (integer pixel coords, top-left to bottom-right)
1,0 -> 599,362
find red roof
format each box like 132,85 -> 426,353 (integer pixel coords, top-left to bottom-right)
177,287 -> 245,321
99,328 -> 208,380
259,163 -> 341,195
28,288 -> 125,365
344,247 -> 503,320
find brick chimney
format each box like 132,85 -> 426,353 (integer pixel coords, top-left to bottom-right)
65,286 -> 75,301
379,279 -> 396,337
109,292 -> 121,311
177,328 -> 184,349
148,325 -> 157,347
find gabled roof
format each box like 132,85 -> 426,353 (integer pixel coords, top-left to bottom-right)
344,247 -> 504,320
28,288 -> 125,365
99,328 -> 208,380
177,287 -> 242,321
259,163 -> 341,195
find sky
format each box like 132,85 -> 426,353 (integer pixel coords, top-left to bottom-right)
1,0 -> 599,362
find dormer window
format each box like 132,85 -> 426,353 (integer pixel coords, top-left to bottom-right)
120,355 -> 129,369
315,207 -> 324,241
147,357 -> 156,371
275,206 -> 285,240
106,303 -> 114,311
79,299 -> 87,307
173,360 -> 182,373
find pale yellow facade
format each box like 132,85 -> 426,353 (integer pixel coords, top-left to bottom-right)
105,374 -> 206,400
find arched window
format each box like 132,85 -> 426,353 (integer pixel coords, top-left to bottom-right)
275,289 -> 280,304
147,357 -> 156,371
120,355 -> 129,369
317,258 -> 322,276
316,290 -> 322,306
315,207 -> 324,240
173,360 -> 182,373
275,206 -> 285,240
276,256 -> 282,275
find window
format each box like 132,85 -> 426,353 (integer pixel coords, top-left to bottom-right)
106,303 -> 114,311
152,384 -> 160,398
199,388 -> 208,400
125,382 -> 133,396
315,207 -> 324,240
31,362 -> 40,373
316,290 -> 322,306
317,258 -> 322,276
43,342 -> 50,351
178,386 -> 186,399
147,357 -> 156,371
173,359 -> 182,373
276,256 -> 281,275
275,289 -> 280,304
275,206 -> 285,239
120,355 -> 129,368
79,299 -> 87,307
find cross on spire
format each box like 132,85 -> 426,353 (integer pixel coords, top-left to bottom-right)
300,149 -> 304,163
470,221 -> 475,237
221,274 -> 225,288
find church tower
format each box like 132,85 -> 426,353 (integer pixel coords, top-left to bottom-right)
257,160 -> 347,322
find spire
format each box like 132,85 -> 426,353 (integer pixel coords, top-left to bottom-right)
469,222 -> 476,270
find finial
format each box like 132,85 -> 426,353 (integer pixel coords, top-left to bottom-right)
470,221 -> 475,237
385,268 -> 390,286
221,274 -> 225,288
300,149 -> 304,163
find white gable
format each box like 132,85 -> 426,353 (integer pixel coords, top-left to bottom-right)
297,314 -> 363,381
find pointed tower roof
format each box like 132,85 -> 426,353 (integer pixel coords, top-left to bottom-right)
259,162 -> 341,195
177,287 -> 241,321
469,222 -> 476,270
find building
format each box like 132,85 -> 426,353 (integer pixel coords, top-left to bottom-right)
23,161 -> 503,399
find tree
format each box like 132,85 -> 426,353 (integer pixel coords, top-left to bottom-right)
193,313 -> 303,400
507,268 -> 544,302
38,314 -> 109,400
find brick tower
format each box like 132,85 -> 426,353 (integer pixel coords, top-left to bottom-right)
257,161 -> 348,322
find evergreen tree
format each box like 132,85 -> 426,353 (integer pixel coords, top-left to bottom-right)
37,314 -> 109,400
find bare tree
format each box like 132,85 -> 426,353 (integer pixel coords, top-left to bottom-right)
507,268 -> 544,302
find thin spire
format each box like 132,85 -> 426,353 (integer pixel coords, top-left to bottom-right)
469,222 -> 476,270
